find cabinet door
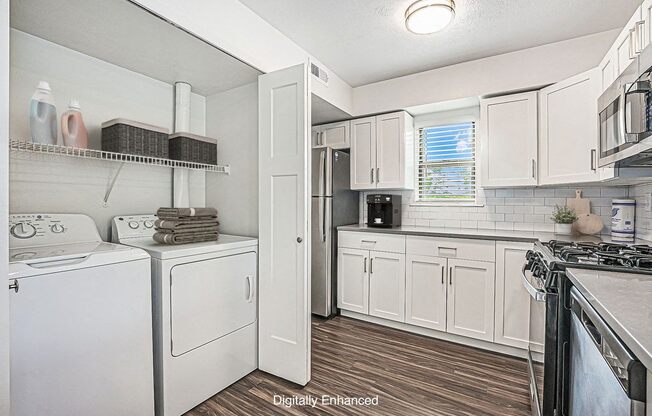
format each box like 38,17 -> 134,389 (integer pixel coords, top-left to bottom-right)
539,68 -> 601,185
321,121 -> 350,149
599,47 -> 617,93
369,251 -> 406,322
494,242 -> 532,349
376,112 -> 405,189
480,92 -> 538,187
446,258 -> 495,342
615,7 -> 642,77
641,0 -> 652,50
350,117 -> 376,190
405,255 -> 447,331
337,248 -> 369,314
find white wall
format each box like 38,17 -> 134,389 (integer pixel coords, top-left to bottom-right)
0,0 -> 9,413
353,30 -> 619,116
205,82 -> 258,237
133,0 -> 353,115
9,30 -> 206,240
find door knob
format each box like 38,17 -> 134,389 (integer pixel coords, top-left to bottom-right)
297,237 -> 303,243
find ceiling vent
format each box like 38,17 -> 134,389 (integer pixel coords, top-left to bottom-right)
310,62 -> 329,85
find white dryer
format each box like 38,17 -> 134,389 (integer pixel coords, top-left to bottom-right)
8,213 -> 154,416
112,214 -> 258,416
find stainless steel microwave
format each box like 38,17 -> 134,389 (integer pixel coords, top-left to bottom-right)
599,45 -> 652,167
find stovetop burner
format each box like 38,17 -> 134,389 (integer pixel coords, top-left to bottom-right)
544,240 -> 652,270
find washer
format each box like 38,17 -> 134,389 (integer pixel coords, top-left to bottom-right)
112,214 -> 258,416
8,213 -> 154,416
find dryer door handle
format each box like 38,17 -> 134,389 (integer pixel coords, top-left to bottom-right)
245,275 -> 254,303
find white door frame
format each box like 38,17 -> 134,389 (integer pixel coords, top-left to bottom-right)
258,63 -> 311,385
1,0 -> 10,413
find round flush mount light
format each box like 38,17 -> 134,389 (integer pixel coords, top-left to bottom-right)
405,0 -> 456,35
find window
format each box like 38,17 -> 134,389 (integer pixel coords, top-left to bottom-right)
416,121 -> 476,203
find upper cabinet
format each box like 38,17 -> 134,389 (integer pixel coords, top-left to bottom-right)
350,111 -> 414,190
312,120 -> 350,149
480,92 -> 538,188
538,68 -> 602,185
599,6 -> 643,94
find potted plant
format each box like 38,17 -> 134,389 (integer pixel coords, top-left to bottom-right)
551,205 -> 577,234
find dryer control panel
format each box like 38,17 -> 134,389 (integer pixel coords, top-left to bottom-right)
9,214 -> 102,248
112,214 -> 157,242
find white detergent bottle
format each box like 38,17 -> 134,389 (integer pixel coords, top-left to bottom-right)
29,81 -> 58,145
61,100 -> 88,148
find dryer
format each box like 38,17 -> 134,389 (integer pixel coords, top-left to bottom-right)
8,213 -> 154,416
112,214 -> 258,416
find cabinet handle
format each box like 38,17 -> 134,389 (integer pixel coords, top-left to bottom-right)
8,279 -> 18,293
376,167 -> 380,182
630,28 -> 637,59
361,240 -> 377,244
591,149 -> 596,171
370,258 -> 374,274
364,257 -> 367,273
635,21 -> 645,54
320,132 -> 325,145
370,168 -> 374,183
441,265 -> 444,285
531,159 -> 536,179
449,266 -> 453,285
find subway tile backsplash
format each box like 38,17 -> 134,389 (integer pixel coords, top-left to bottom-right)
358,186 -> 629,235
629,183 -> 652,241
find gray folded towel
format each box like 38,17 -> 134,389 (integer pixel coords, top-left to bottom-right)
157,207 -> 217,219
153,231 -> 218,245
155,219 -> 219,230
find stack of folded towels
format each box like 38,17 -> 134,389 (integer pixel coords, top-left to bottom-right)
153,207 -> 219,245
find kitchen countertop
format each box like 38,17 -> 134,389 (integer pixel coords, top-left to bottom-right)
566,268 -> 652,370
337,224 -> 651,244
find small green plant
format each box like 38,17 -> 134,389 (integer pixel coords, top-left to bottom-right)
551,205 -> 578,224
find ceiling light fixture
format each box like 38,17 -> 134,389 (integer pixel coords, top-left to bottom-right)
405,0 -> 455,35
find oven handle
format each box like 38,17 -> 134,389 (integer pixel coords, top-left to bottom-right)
521,264 -> 546,302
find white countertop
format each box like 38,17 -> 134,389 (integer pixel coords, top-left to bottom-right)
566,268 -> 652,370
338,224 -> 650,244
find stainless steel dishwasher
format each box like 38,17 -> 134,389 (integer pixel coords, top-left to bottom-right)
568,287 -> 646,416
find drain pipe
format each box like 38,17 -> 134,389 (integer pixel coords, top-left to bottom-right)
173,82 -> 191,208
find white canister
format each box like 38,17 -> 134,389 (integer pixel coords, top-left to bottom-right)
611,199 -> 636,241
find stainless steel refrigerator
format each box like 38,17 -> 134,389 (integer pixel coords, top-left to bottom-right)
311,148 -> 359,317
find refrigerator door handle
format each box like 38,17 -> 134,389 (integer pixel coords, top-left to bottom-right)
321,197 -> 327,242
319,149 -> 326,197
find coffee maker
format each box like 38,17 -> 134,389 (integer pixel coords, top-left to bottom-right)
367,194 -> 401,228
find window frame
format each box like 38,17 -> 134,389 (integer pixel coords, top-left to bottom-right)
412,111 -> 482,207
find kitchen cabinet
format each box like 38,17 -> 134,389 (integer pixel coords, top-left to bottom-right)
368,251 -> 406,322
446,258 -> 496,342
312,120 -> 350,149
337,248 -> 369,314
494,242 -> 532,349
480,92 -> 538,187
350,111 -> 414,190
538,68 -> 602,185
615,7 -> 643,77
599,46 -> 617,93
405,255 -> 447,331
642,0 -> 652,50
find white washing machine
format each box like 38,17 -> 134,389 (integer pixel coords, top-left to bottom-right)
112,214 -> 258,416
8,213 -> 155,416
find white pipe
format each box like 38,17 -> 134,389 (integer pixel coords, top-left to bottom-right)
173,82 -> 191,207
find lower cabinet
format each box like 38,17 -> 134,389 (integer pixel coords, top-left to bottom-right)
369,251 -> 406,322
405,255 -> 447,331
494,241 -> 533,349
446,258 -> 496,342
338,247 -> 405,322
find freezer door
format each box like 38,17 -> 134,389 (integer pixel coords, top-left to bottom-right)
311,148 -> 332,197
311,196 -> 332,316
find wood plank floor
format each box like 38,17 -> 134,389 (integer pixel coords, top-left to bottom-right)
185,316 -> 531,416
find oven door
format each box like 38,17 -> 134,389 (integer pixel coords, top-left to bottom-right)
521,265 -> 547,416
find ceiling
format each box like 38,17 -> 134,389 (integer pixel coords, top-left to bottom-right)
240,0 -> 640,87
11,0 -> 261,96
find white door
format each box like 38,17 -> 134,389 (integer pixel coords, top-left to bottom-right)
350,117 -> 376,190
494,242 -> 532,349
375,112 -> 404,189
0,0 -> 8,412
539,68 -> 601,185
337,248 -> 369,314
405,255 -> 447,331
321,120 -> 350,149
480,92 -> 538,187
258,64 -> 311,385
369,251 -> 405,322
446,258 -> 495,342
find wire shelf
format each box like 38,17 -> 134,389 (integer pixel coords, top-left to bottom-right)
9,139 -> 230,174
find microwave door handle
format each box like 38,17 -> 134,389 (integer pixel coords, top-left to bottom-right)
619,88 -> 630,143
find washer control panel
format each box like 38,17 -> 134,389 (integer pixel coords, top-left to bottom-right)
112,214 -> 158,242
9,214 -> 102,248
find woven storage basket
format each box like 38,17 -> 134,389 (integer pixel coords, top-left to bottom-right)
168,132 -> 217,165
101,119 -> 169,158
